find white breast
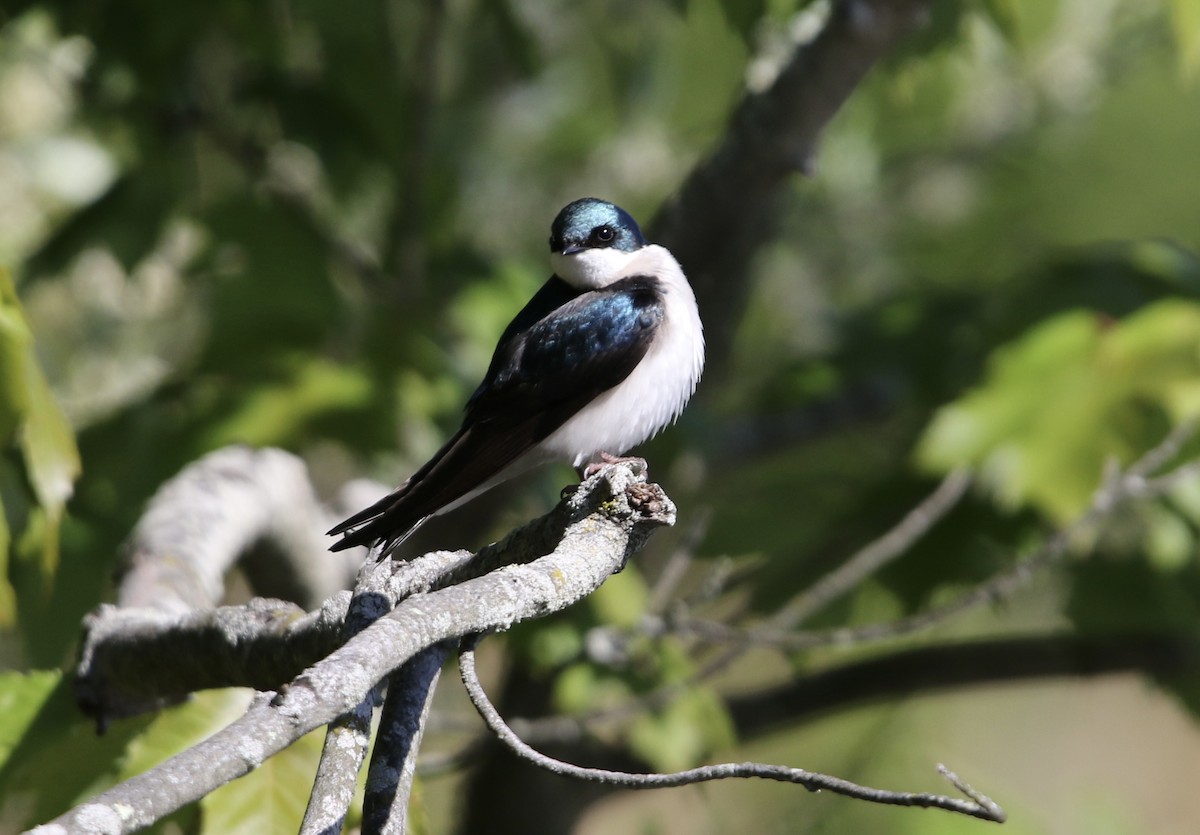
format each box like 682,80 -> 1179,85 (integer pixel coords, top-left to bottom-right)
539,245 -> 705,467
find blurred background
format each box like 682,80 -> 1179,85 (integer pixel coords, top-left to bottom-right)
2,0 -> 1200,832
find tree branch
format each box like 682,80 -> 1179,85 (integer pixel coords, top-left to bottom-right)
361,642 -> 452,835
685,426 -> 1200,653
300,547 -> 471,835
115,445 -> 359,614
76,545 -> 474,724
651,0 -> 932,360
39,462 -> 674,835
75,445 -> 366,722
725,631 -> 1200,733
76,596 -> 343,723
692,469 -> 970,678
456,638 -> 1004,823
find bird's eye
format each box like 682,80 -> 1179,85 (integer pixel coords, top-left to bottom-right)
593,225 -> 616,244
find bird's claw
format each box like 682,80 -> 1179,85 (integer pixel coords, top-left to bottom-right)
581,452 -> 648,480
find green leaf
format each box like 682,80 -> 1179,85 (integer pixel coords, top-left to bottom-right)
1142,503 -> 1194,570
199,719 -> 324,835
0,673 -> 152,830
118,689 -> 251,780
0,277 -> 33,441
15,359 -> 81,572
0,670 -> 60,769
586,565 -> 648,628
523,621 -> 585,672
552,663 -> 632,715
117,688 -> 323,834
0,268 -> 81,585
918,301 -> 1200,520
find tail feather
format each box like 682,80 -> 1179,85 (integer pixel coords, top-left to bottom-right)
327,503 -> 426,552
327,489 -> 405,538
327,423 -> 531,554
326,428 -> 467,552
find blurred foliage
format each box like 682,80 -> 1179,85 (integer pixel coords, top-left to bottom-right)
0,267 -> 79,627
513,566 -> 737,772
918,299 -> 1200,521
1,0 -> 1200,832
0,672 -> 152,826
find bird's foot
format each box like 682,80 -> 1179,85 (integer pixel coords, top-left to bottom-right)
579,451 -> 648,480
562,453 -> 648,500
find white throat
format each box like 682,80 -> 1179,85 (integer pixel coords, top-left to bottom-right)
551,247 -> 643,289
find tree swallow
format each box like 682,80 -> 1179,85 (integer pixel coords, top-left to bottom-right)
328,197 -> 705,555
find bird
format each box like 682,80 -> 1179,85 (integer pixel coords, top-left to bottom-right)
328,197 -> 704,556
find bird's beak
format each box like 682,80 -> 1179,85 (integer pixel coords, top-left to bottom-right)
561,244 -> 585,256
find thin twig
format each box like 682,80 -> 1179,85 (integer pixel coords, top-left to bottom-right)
1126,418 -> 1197,479
513,427 -> 1200,746
646,509 -> 710,615
778,470 -> 971,628
690,427 -> 1200,652
456,638 -> 1005,822
937,765 -> 1006,822
690,469 -> 969,682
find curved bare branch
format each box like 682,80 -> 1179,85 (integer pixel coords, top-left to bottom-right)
456,638 -> 1005,823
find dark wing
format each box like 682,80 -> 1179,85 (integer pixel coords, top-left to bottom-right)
473,276 -> 583,389
465,275 -> 664,426
328,275 -> 664,552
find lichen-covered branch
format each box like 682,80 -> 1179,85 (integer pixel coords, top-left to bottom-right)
299,547 -> 472,834
36,463 -> 674,835
115,446 -> 361,614
76,545 -> 475,723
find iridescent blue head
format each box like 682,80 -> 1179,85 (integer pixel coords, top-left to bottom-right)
549,198 -> 647,255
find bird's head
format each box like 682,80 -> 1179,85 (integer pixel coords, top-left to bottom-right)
549,198 -> 648,289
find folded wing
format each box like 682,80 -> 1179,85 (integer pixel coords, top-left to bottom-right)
328,275 -> 664,553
